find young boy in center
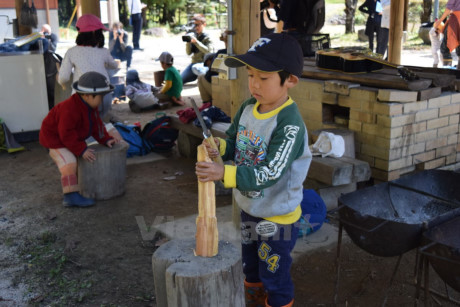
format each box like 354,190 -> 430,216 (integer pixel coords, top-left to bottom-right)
195,33 -> 312,307
40,71 -> 118,207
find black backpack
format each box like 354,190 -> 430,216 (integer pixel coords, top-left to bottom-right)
141,115 -> 179,152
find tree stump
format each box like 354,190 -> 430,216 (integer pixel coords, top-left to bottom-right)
78,142 -> 128,200
312,128 -> 355,158
152,239 -> 244,307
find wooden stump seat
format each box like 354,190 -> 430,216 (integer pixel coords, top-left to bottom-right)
152,239 -> 244,307
78,142 -> 128,200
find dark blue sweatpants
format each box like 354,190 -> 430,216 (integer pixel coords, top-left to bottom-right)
241,210 -> 299,307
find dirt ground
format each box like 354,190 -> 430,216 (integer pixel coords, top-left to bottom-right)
1,138 -> 460,307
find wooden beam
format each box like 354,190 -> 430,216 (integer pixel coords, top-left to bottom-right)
388,0 -> 405,64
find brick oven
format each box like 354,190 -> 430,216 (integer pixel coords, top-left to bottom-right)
289,78 -> 460,182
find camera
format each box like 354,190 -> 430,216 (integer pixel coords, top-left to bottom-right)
117,29 -> 122,35
182,35 -> 192,42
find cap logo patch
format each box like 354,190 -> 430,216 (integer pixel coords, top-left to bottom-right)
248,38 -> 271,52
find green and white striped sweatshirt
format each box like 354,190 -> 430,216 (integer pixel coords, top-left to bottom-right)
220,96 -> 312,224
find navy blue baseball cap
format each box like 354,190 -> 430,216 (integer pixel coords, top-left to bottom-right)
224,33 -> 304,77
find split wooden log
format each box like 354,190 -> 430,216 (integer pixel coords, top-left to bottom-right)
78,142 -> 128,200
152,239 -> 245,307
196,145 -> 218,257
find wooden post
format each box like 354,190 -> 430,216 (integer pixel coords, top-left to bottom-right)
45,0 -> 50,24
196,145 -> 218,257
80,0 -> 100,17
388,0 -> 405,64
78,142 -> 128,200
230,0 -> 260,228
152,239 -> 245,307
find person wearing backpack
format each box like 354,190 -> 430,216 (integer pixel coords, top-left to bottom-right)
39,72 -> 119,207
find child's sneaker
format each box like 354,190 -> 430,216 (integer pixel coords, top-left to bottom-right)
63,192 -> 95,207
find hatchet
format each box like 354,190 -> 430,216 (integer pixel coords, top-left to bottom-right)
189,98 -> 224,165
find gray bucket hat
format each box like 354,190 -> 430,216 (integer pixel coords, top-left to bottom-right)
72,71 -> 114,95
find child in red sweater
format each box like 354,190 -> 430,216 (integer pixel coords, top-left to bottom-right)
40,72 -> 118,207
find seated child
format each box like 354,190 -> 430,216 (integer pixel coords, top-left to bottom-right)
155,51 -> 185,106
39,71 -> 119,207
125,69 -> 160,113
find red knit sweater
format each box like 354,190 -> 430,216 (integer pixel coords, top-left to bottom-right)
39,93 -> 112,156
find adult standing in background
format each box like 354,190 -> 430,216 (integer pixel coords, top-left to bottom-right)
127,0 -> 146,51
435,0 -> 460,68
359,0 -> 382,53
376,0 -> 390,57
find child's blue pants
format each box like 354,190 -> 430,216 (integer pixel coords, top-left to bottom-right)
241,210 -> 299,307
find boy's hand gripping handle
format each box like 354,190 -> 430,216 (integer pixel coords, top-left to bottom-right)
189,98 -> 224,165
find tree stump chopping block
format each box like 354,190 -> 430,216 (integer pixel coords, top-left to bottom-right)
152,238 -> 244,307
78,142 -> 128,200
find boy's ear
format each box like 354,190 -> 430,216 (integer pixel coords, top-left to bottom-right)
285,74 -> 299,89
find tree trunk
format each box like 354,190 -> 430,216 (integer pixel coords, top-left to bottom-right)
345,0 -> 359,33
421,0 -> 433,23
152,239 -> 244,307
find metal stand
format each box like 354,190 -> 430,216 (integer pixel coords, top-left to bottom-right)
414,250 -> 460,306
334,222 -> 404,307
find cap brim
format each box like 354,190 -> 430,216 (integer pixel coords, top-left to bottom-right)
72,81 -> 114,95
224,54 -> 282,73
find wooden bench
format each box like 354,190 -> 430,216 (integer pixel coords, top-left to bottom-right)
170,115 -> 371,208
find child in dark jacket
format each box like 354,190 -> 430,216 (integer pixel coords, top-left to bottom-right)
40,72 -> 118,207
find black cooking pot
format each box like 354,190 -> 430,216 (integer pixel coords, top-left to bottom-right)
338,170 -> 460,257
421,216 -> 460,292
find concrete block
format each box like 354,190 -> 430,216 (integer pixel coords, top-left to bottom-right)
438,124 -> 460,137
435,144 -> 457,158
418,87 -> 441,101
416,157 -> 446,170
427,116 -> 449,130
318,183 -> 358,211
440,104 -> 460,117
428,93 -> 452,108
377,89 -> 418,102
426,137 -> 448,151
371,168 -> 401,181
373,102 -> 403,116
349,110 -> 375,124
377,114 -> 415,128
337,95 -> 362,109
415,108 -> 439,122
375,156 -> 413,172
324,80 -> 360,96
403,100 -> 428,114
415,129 -> 438,143
413,150 -> 436,164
